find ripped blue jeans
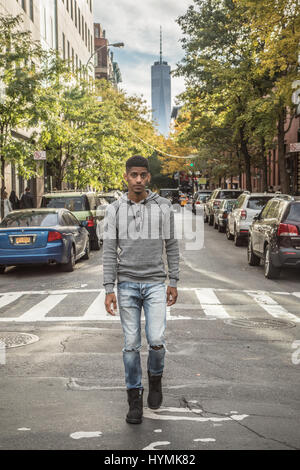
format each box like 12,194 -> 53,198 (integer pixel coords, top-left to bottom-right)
117,281 -> 167,390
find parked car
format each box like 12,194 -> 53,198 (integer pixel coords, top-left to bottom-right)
159,188 -> 180,205
213,199 -> 236,232
98,191 -> 122,204
41,191 -> 106,250
247,195 -> 300,279
226,192 -> 277,246
204,189 -> 244,225
0,208 -> 89,273
192,190 -> 213,214
179,193 -> 189,207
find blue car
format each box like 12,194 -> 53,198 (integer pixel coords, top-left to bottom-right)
0,208 -> 90,273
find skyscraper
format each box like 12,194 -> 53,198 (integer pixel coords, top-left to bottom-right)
151,27 -> 171,137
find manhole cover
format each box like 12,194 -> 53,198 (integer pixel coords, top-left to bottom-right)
223,318 -> 296,330
0,332 -> 39,349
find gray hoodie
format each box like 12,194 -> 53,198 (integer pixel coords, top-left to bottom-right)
102,190 -> 179,293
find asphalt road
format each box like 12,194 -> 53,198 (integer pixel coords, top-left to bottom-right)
0,205 -> 299,451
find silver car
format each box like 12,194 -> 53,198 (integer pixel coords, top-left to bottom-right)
226,192 -> 279,246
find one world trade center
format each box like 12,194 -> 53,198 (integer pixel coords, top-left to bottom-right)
151,27 -> 171,137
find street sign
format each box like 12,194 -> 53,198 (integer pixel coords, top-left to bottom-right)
199,178 -> 207,184
290,143 -> 300,153
34,151 -> 46,160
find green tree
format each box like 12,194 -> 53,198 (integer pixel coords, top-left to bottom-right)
0,14 -> 48,217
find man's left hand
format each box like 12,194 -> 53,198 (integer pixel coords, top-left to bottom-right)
167,286 -> 178,306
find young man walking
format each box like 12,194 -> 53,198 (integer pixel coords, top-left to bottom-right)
103,155 -> 179,424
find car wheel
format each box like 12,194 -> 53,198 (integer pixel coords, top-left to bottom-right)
226,224 -> 234,240
214,217 -> 218,229
234,228 -> 243,246
264,245 -> 281,279
91,236 -> 101,251
60,246 -> 76,272
218,223 -> 224,233
247,237 -> 260,266
82,239 -> 90,260
0,265 -> 6,274
209,215 -> 214,226
204,212 -> 208,223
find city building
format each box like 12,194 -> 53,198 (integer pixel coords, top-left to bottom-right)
94,23 -> 122,88
151,27 -> 171,137
0,0 -> 94,206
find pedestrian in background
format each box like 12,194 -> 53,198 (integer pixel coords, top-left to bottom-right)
20,187 -> 35,209
9,190 -> 20,210
0,191 -> 12,218
103,155 -> 179,425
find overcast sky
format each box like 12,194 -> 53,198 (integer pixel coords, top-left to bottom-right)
94,0 -> 192,111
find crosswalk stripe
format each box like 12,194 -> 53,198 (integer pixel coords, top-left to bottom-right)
17,294 -> 67,321
245,291 -> 300,323
83,290 -> 109,320
0,293 -> 23,309
195,288 -> 230,319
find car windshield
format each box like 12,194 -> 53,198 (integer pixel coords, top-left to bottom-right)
0,212 -> 58,227
102,196 -> 117,204
286,203 -> 300,221
41,196 -> 87,211
219,191 -> 242,199
247,197 -> 273,210
197,194 -> 210,201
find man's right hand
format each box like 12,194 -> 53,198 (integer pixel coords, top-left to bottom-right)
105,293 -> 117,316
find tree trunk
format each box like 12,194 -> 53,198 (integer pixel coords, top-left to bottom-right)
1,154 -> 5,219
277,107 -> 289,194
240,128 -> 252,192
261,137 -> 268,192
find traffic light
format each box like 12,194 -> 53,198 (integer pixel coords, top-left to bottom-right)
190,162 -> 194,167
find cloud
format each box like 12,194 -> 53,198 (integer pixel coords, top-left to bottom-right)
94,0 -> 191,108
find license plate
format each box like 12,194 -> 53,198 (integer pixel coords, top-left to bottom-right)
15,237 -> 31,244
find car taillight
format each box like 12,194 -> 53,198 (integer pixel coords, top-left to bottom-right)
277,223 -> 299,236
213,201 -> 220,207
240,210 -> 247,220
86,216 -> 94,227
196,201 -> 201,205
48,231 -> 62,242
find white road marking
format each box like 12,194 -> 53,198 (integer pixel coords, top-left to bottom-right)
17,295 -> 67,321
154,429 -> 162,433
70,431 -> 102,440
194,438 -> 216,442
83,290 -> 107,320
0,293 -> 23,309
195,288 -> 230,319
143,441 -> 170,450
245,291 -> 300,323
0,288 -> 299,323
143,407 -> 249,423
18,428 -> 31,431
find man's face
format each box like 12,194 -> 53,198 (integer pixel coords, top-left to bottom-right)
124,166 -> 151,194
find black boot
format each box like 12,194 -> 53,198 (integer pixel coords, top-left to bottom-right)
147,371 -> 163,409
126,388 -> 143,424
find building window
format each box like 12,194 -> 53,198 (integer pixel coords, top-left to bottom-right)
74,1 -> 77,27
66,0 -> 69,12
29,0 -> 34,21
78,8 -> 81,34
85,23 -> 87,46
75,53 -> 78,70
67,40 -> 70,60
90,0 -> 92,13
70,0 -> 73,19
22,0 -> 26,12
82,16 -> 84,40
88,29 -> 90,52
62,33 -> 66,59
